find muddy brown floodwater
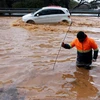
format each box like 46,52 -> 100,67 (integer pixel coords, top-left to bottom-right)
0,16 -> 100,100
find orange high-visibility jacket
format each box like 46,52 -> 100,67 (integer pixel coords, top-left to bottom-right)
69,36 -> 98,63
70,37 -> 98,52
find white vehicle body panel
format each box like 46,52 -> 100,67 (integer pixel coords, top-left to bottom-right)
22,6 -> 71,24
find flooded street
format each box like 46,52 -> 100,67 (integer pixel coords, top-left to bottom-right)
0,16 -> 100,100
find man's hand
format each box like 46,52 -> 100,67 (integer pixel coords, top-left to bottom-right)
92,59 -> 96,62
61,42 -> 65,47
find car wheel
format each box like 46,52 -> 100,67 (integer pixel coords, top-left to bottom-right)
27,20 -> 35,24
62,20 -> 68,23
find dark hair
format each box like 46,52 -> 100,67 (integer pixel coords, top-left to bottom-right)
77,31 -> 86,39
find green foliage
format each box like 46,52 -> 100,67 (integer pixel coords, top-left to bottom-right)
0,0 -> 7,7
12,2 -> 24,8
12,0 -> 45,8
69,0 -> 78,9
11,0 -> 78,9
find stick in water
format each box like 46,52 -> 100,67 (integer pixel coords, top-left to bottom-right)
53,22 -> 72,70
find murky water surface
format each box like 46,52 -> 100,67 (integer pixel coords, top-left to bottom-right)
0,16 -> 100,100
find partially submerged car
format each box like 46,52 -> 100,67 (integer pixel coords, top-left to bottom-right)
22,6 -> 71,24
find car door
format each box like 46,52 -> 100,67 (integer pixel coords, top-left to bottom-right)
54,9 -> 66,22
34,9 -> 60,23
33,9 -> 50,23
45,9 -> 65,23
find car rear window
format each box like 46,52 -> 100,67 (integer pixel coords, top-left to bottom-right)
66,10 -> 69,13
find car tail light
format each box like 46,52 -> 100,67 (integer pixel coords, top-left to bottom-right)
68,15 -> 70,18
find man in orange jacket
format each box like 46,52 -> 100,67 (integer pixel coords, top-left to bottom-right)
62,31 -> 99,69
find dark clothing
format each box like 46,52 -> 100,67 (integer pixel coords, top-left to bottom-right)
77,50 -> 92,64
63,36 -> 99,67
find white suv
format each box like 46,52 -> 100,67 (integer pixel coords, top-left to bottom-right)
22,6 -> 71,24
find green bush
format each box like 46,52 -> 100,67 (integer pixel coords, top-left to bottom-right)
12,0 -> 45,8
12,0 -> 78,9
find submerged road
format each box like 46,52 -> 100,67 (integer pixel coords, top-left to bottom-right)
0,16 -> 100,100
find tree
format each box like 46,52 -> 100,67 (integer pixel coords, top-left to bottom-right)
59,0 -> 70,9
12,0 -> 45,8
90,0 -> 100,9
43,0 -> 70,9
5,0 -> 14,7
0,0 -> 78,9
69,0 -> 78,9
73,0 -> 91,9
0,0 -> 7,8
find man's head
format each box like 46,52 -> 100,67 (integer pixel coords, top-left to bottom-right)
77,31 -> 87,42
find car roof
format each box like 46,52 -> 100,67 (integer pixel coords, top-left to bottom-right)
42,6 -> 67,10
